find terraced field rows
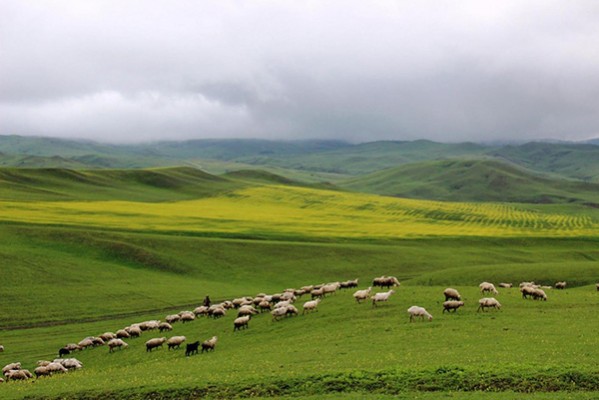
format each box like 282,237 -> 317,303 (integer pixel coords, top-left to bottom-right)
0,185 -> 597,239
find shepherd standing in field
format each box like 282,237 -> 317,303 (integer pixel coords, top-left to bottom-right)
203,295 -> 211,307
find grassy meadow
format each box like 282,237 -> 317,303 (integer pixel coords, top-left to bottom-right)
1,167 -> 599,399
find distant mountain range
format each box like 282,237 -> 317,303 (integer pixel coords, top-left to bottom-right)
1,134 -> 598,205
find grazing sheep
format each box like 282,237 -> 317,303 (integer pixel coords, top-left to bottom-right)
271,307 -> 288,321
479,282 -> 498,295
3,362 -> 21,375
53,358 -> 83,370
521,285 -> 547,300
165,314 -> 181,323
201,336 -> 218,353
302,299 -> 321,314
158,322 -> 173,332
179,311 -> 196,323
596,283 -> 599,292
45,362 -> 68,374
443,288 -> 461,301
321,282 -> 341,296
498,283 -> 513,288
167,336 -> 186,350
371,290 -> 395,307
520,281 -> 537,289
126,326 -> 142,338
274,300 -> 292,309
233,315 -> 251,331
280,291 -> 296,302
555,281 -> 567,290
310,288 -> 325,299
185,341 -> 200,357
99,332 -> 116,342
477,297 -> 501,312
0,345 -> 3,352
34,366 -> 52,378
37,360 -> 51,367
443,300 -> 465,313
77,338 -> 94,349
407,306 -> 433,322
139,320 -> 160,331
237,305 -> 258,317
286,305 -> 299,317
145,337 -> 167,352
340,278 -> 359,289
107,339 -> 128,353
193,306 -> 209,317
58,347 -> 70,358
258,300 -> 272,312
63,343 -> 81,351
532,288 -> 548,301
353,287 -> 372,304
6,369 -> 32,381
372,276 -> 400,289
210,307 -> 226,319
116,329 -> 131,339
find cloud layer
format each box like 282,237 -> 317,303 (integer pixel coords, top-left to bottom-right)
2,1 -> 599,143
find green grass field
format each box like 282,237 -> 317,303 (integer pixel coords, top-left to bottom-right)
1,167 -> 599,399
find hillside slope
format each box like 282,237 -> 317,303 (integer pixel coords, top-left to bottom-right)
340,159 -> 599,204
0,167 -> 241,201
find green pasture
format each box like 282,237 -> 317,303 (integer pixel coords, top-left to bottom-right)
1,167 -> 599,398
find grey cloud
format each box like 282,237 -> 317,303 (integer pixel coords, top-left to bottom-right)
1,0 -> 599,143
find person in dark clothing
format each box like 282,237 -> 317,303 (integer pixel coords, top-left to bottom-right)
203,295 -> 211,307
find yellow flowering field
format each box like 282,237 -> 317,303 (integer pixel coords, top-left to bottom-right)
1,185 -> 597,239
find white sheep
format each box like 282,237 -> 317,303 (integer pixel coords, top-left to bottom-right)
5,369 -> 32,381
107,338 -> 128,353
3,362 -> 21,375
443,288 -> 461,301
302,299 -> 321,314
165,314 -> 181,323
116,329 -> 131,339
442,300 -> 464,313
0,345 -> 4,352
159,322 -> 173,332
53,358 -> 83,370
555,281 -> 567,290
77,338 -> 94,349
194,306 -> 209,316
145,337 -> 166,352
407,306 -> 433,322
99,332 -> 116,342
479,282 -> 498,295
179,311 -> 196,322
353,287 -> 372,303
233,315 -> 251,331
271,307 -> 288,321
477,297 -> 501,312
371,290 -> 395,307
125,326 -> 142,338
201,336 -> 218,352
166,336 -> 186,350
498,282 -> 513,288
237,305 -> 258,317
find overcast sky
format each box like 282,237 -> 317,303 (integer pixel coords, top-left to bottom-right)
1,1 -> 599,143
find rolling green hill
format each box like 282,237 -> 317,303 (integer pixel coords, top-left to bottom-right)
488,142 -> 599,182
340,159 -> 599,204
0,167 -> 241,201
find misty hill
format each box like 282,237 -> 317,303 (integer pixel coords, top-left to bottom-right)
2,135 -> 599,183
340,159 -> 599,204
488,142 -> 599,182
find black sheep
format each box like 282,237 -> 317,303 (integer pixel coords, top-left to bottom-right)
185,341 -> 200,357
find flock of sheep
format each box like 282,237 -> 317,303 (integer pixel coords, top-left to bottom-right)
0,276 -> 580,383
